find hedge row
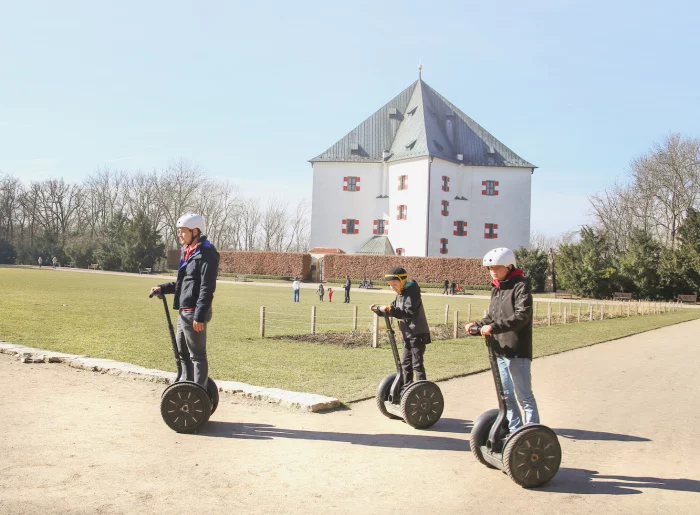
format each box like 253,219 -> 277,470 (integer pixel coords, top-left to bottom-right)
323,254 -> 490,285
219,251 -> 311,278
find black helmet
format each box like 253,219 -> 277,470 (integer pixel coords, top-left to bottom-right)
384,266 -> 408,281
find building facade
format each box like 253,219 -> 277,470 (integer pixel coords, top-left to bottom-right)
309,79 -> 535,258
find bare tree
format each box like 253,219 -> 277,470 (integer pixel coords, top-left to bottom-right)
239,197 -> 261,251
0,174 -> 22,242
285,199 -> 310,252
260,198 -> 288,251
193,179 -> 240,249
33,179 -> 83,245
158,158 -> 205,248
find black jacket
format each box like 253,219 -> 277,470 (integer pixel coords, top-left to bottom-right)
159,237 -> 219,322
476,270 -> 533,359
388,280 -> 431,348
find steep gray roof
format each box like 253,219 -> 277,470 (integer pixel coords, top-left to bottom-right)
356,236 -> 395,255
310,80 -> 534,168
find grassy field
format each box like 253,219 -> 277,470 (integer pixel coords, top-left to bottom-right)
2,267 -> 698,403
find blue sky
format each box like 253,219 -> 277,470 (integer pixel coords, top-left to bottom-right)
1,0 -> 698,237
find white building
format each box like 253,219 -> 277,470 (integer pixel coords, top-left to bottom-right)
309,77 -> 535,258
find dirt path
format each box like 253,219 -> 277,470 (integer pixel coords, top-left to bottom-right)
2,320 -> 699,514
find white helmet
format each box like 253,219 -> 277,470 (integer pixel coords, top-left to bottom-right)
482,247 -> 516,267
176,213 -> 206,235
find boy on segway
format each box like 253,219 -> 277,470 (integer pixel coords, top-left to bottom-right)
370,266 -> 431,389
465,247 -> 539,434
150,213 -> 219,389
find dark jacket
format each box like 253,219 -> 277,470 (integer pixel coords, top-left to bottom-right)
159,237 -> 219,322
388,280 -> 431,348
344,279 -> 351,291
476,269 -> 533,360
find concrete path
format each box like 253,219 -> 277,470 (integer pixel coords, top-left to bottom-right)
2,320 -> 699,514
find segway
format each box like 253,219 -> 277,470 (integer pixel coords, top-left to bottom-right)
373,307 -> 444,429
468,325 -> 561,487
149,291 -> 219,433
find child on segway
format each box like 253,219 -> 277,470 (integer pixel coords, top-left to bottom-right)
465,247 -> 539,434
370,266 -> 431,390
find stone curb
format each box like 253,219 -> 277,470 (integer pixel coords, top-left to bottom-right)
0,341 -> 340,412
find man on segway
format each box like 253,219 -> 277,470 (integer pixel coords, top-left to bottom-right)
370,266 -> 431,389
150,213 -> 219,389
465,247 -> 539,433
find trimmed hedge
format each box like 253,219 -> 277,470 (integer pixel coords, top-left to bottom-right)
322,254 -> 490,285
219,251 -> 311,279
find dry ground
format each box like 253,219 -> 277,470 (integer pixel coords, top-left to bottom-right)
1,320 -> 699,514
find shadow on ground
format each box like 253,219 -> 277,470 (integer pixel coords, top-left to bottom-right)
201,421 -> 471,452
543,469 -> 700,495
554,428 -> 651,442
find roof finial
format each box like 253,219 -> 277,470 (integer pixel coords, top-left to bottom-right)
418,59 -> 423,80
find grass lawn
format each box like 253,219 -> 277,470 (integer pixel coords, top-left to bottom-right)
2,267 -> 698,403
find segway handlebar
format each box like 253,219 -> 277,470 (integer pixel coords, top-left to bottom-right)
468,325 -> 482,336
149,290 -> 164,299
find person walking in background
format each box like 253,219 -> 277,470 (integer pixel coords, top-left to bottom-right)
443,279 -> 450,295
328,287 -> 333,302
52,256 -> 57,269
138,262 -> 143,275
37,256 -> 42,268
344,275 -> 351,303
293,277 -> 301,302
450,281 -> 456,295
317,283 -> 324,301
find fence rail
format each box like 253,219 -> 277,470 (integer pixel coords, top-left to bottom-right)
259,300 -> 685,345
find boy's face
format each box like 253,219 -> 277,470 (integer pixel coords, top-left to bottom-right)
178,227 -> 196,246
388,279 -> 403,294
489,265 -> 510,281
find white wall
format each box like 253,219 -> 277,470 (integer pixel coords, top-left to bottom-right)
428,159 -> 532,257
387,157 -> 430,256
310,162 -> 383,253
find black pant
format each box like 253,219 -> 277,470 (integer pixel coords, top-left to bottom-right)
401,342 -> 426,384
344,289 -> 350,303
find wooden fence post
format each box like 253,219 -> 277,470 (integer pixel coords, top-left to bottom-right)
577,303 -> 581,323
563,307 -> 568,324
627,302 -> 630,317
372,313 -> 379,348
601,303 -> 605,320
444,304 -> 449,325
547,304 -> 552,326
534,302 -> 538,320
260,306 -> 266,338
467,304 -> 472,323
589,302 -> 593,321
453,310 -> 459,339
353,305 -> 358,331
311,306 -> 316,334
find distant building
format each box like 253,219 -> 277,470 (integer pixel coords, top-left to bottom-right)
309,77 -> 535,257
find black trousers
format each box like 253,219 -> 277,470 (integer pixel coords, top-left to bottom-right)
344,289 -> 350,303
401,342 -> 427,384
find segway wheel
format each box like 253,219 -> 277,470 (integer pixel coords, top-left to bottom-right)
375,373 -> 401,419
206,378 -> 219,415
470,409 -> 500,468
160,381 -> 212,433
503,426 -> 562,488
400,381 -> 444,429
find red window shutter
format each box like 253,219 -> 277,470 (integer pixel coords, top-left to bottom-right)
494,180 -> 499,195
356,177 -> 360,192
342,218 -> 347,234
373,220 -> 378,235
343,177 -> 348,191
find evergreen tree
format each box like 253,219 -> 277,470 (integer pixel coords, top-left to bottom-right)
614,229 -> 663,299
514,246 -> 548,293
557,226 -> 616,299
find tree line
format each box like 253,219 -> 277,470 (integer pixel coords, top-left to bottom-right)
0,158 -> 310,270
515,134 -> 700,300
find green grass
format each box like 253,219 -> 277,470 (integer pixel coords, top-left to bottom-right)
2,268 -> 698,403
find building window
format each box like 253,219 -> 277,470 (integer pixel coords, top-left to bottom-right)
397,205 -> 407,220
342,219 -> 359,234
482,180 -> 499,196
440,238 -> 448,254
398,175 -> 408,190
344,176 -> 361,192
373,219 -> 388,235
484,223 -> 499,239
441,175 -> 450,192
453,221 -> 467,236
441,200 -> 449,216
396,248 -> 405,256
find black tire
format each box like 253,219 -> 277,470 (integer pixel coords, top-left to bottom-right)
400,381 -> 444,429
470,409 -> 500,468
375,373 -> 401,419
160,381 -> 212,433
207,378 -> 219,415
503,426 -> 562,488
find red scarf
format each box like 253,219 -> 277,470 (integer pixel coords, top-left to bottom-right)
492,268 -> 524,288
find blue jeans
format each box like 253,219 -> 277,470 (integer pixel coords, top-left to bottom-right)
293,289 -> 300,302
496,356 -> 540,432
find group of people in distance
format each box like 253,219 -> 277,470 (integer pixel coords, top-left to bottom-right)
149,212 -> 537,436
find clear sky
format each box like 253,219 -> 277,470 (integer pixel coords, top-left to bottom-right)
1,0 -> 698,237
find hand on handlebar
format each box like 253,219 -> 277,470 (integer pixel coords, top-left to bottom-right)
149,286 -> 162,299
369,304 -> 388,314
